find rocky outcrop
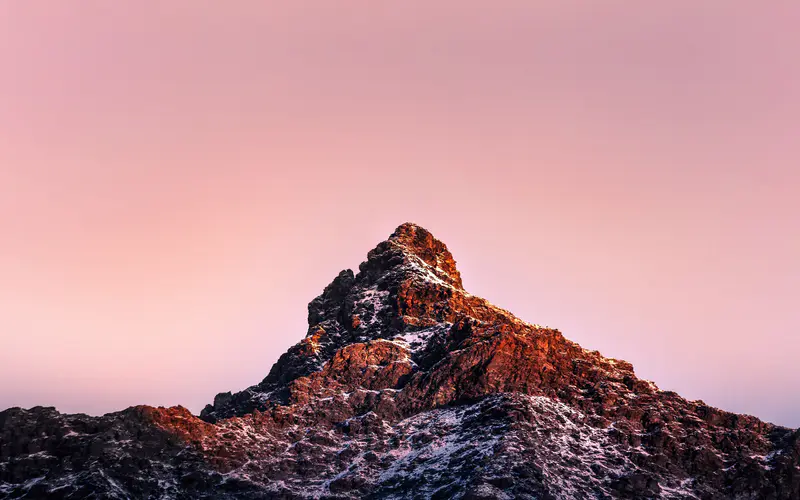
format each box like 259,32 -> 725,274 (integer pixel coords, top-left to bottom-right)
2,223 -> 798,499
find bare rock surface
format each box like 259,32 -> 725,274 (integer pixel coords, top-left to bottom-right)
2,223 -> 798,499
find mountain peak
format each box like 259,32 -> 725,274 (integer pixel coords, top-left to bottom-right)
9,223 -> 796,499
387,222 -> 463,289
361,222 -> 463,290
199,223 -> 475,420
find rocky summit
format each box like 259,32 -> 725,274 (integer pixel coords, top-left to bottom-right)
1,223 -> 798,499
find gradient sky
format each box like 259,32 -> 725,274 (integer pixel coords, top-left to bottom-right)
1,2 -> 798,427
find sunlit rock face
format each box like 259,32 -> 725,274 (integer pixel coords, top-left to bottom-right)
2,223 -> 799,499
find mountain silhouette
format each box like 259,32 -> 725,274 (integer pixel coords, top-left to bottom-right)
2,223 -> 798,499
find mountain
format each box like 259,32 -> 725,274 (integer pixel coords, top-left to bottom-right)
1,223 -> 798,499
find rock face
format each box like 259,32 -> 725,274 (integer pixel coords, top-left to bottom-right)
2,223 -> 799,499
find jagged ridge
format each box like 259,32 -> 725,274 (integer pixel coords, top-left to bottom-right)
2,223 -> 798,499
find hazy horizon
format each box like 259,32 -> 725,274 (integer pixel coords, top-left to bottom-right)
1,3 -> 798,427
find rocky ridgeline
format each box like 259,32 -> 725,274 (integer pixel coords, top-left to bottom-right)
1,223 -> 798,499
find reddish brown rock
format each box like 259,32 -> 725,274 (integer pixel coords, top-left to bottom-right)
1,223 -> 798,499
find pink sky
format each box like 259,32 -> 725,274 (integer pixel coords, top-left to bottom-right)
1,2 -> 798,426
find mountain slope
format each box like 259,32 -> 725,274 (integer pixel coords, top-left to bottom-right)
1,223 -> 798,499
